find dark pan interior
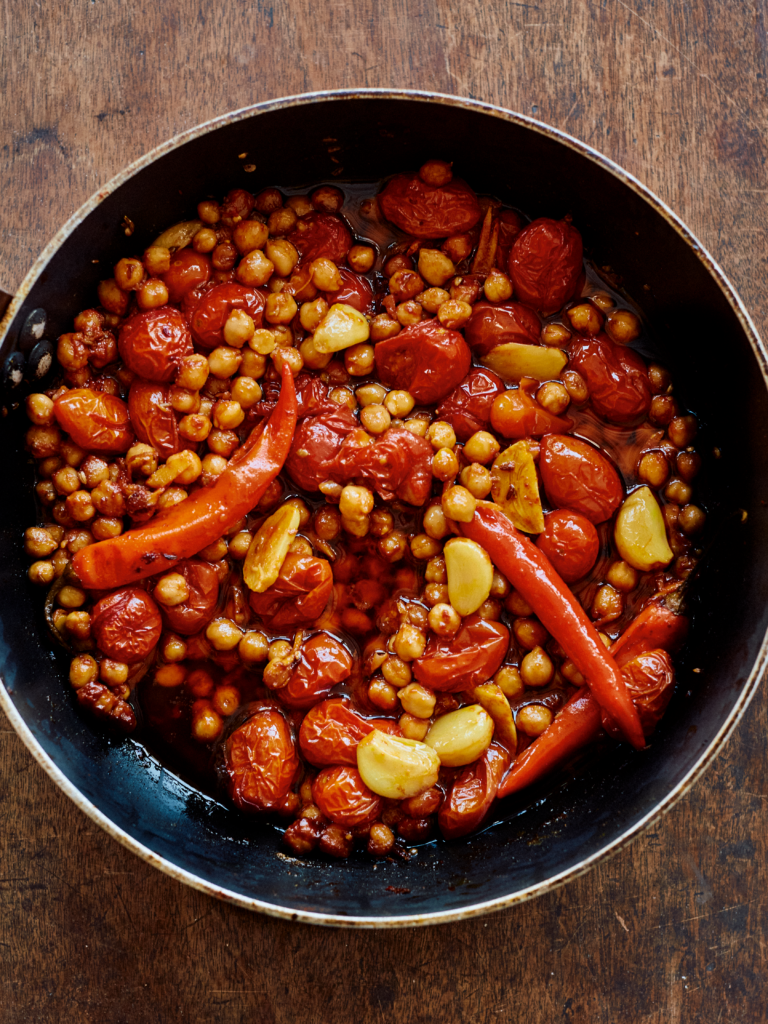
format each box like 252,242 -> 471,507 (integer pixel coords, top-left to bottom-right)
2,95 -> 767,922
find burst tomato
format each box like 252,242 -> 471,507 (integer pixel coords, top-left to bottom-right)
438,742 -> 511,839
53,388 -> 134,453
288,212 -> 352,264
299,699 -> 399,766
312,766 -> 382,827
91,587 -> 162,662
536,509 -> 600,583
285,407 -> 358,491
490,378 -> 574,438
569,334 -> 652,425
188,282 -> 266,348
157,560 -> 220,635
249,553 -> 333,630
508,217 -> 584,315
118,307 -> 194,382
464,300 -> 541,357
374,319 -> 471,405
161,249 -> 212,303
413,615 -> 509,692
328,425 -> 433,505
323,268 -> 374,313
602,648 -> 675,739
436,367 -> 506,441
379,173 -> 482,238
279,633 -> 353,710
539,433 -> 623,524
223,705 -> 299,813
128,380 -> 180,458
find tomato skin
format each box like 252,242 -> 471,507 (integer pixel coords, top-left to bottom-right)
312,766 -> 382,827
540,433 -> 623,524
279,632 -> 354,710
438,742 -> 511,839
536,509 -> 600,583
328,425 -> 433,505
413,615 -> 509,692
128,379 -> 180,459
53,388 -> 134,453
602,648 -> 675,739
224,704 -> 299,813
508,217 -> 584,315
490,379 -> 573,438
161,249 -> 212,303
91,587 -> 162,662
157,560 -> 220,635
188,282 -> 266,349
288,212 -> 352,264
374,319 -> 471,405
118,307 -> 194,382
249,553 -> 333,630
323,268 -> 374,313
379,173 -> 482,238
569,334 -> 651,425
464,300 -> 541,357
285,407 -> 358,491
437,367 -> 506,442
299,699 -> 399,766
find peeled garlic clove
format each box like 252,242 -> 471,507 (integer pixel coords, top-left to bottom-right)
313,303 -> 371,353
469,683 -> 517,752
444,537 -> 493,616
153,220 -> 203,251
243,505 -> 301,593
425,704 -> 495,766
491,440 -> 545,534
357,731 -> 441,799
482,342 -> 568,382
614,485 -> 674,571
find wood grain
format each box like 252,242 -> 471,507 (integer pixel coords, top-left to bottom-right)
1,0 -> 767,1020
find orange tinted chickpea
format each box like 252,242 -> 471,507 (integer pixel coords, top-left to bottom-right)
57,334 -> 89,371
359,404 -> 391,435
60,441 -> 86,468
463,430 -> 500,465
70,654 -> 98,689
561,369 -> 588,404
368,678 -> 398,711
179,414 -> 212,443
286,195 -> 313,217
393,623 -> 426,661
382,656 -> 412,688
442,485 -> 476,523
668,415 -> 697,448
648,363 -> 672,394
344,343 -> 375,377
495,664 -> 524,699
136,278 -> 169,310
537,381 -> 570,416
52,466 -> 81,495
428,602 -> 461,637
378,530 -> 408,562
520,646 -> 554,688
28,560 -> 55,586
176,353 -> 209,391
66,491 -> 95,522
419,159 -> 452,186
389,270 -> 423,302
233,219 -> 269,254
418,249 -> 455,287
459,463 -> 492,499
638,450 -> 669,488
212,399 -> 245,430
605,309 -> 641,344
238,630 -> 269,664
267,207 -> 297,235
438,299 -> 472,329
114,257 -> 144,291
230,376 -> 262,408
161,634 -> 187,663
369,313 -> 401,342
566,303 -> 603,335
197,199 -> 221,223
310,258 -> 342,291
154,573 -> 190,607
665,478 -> 693,505
432,448 -> 459,482
272,347 -> 303,377
348,245 -> 375,272
207,429 -> 240,457
314,505 -> 341,541
97,278 -> 129,316
442,234 -> 472,262
517,704 -> 553,737
649,394 -> 678,427
299,296 -> 329,332
395,300 -> 423,326
399,683 -> 436,719
384,254 -> 413,276
483,270 -> 513,302
591,584 -> 624,623
264,239 -> 299,277
212,685 -> 240,716
192,706 -> 224,743
423,503 -> 450,540
311,185 -> 344,212
265,292 -> 298,325
239,349 -> 267,378
417,287 -> 450,314
410,534 -> 442,560
513,617 -> 548,650
606,560 -> 638,592
155,663 -> 187,687
450,276 -> 481,304
427,421 -> 456,450
144,245 -> 171,275
212,241 -> 238,271
26,394 -> 54,426
192,227 -> 217,253
206,618 -> 243,651
254,188 -> 282,214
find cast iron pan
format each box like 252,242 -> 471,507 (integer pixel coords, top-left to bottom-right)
1,90 -> 766,927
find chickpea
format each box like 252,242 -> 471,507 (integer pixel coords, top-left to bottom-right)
675,451 -> 700,483
175,353 -> 209,391
177,414 -> 211,444
297,296 -> 327,333
438,299 -> 473,330
678,504 -> 706,535
649,394 -> 678,427
91,517 -> 122,542
97,278 -> 128,317
393,623 -> 427,662
199,538 -> 229,564
62,528 -> 92,554
114,257 -> 144,291
98,659 -> 129,687
25,393 -> 54,426
418,159 -> 452,186
378,530 -> 408,562
220,309 -> 254,348
143,245 -> 171,274
26,424 -> 62,459
208,347 -> 242,380
267,207 -> 297,236
168,387 -> 200,417
638,450 -> 669,488
137,278 -> 170,310
561,369 -> 588,404
414,287 -> 447,314
347,244 -> 375,272
389,269 -> 424,302
192,227 -> 217,253
197,199 -> 221,223
38,456 -> 63,479
56,334 -> 89,372
495,664 -> 524,700
592,584 -> 624,623
230,219 -> 267,254
395,300 -> 423,327
427,420 -> 456,450
154,573 -> 190,607
368,312 -> 401,342
381,656 -> 412,688
310,257 -> 342,292
483,270 -> 513,303
513,616 -> 548,650
24,526 -> 58,558
69,654 -> 98,690
449,277 -> 481,304
235,631 -> 268,666
442,233 -> 473,262
519,646 -> 555,688
206,429 -> 239,458
489,570 -> 510,600
312,505 -> 340,542
52,465 -> 80,495
154,663 -> 186,688
410,534 -> 442,560
423,582 -> 449,606
339,485 -> 374,520
344,343 -> 375,377
606,560 -> 639,592
36,481 -> 56,505
463,431 -> 500,465
205,618 -> 243,652
161,634 -> 187,663
212,685 -> 241,717
368,678 -> 398,712
157,487 -> 187,511
319,479 -> 343,502
310,185 -> 344,213
605,309 -> 641,344
442,485 -> 476,523
427,602 -> 461,637
192,706 -> 224,743
665,477 -> 693,505
418,249 -> 456,287
432,448 -> 459,482
78,455 -> 110,489
459,463 -> 491,499
517,704 -> 553,737
668,415 -> 697,448
359,403 -> 391,435
399,683 -> 436,719
234,248 -> 272,288
66,491 -> 96,522
272,347 -> 304,377
211,241 -> 238,272
51,549 -> 70,577
648,363 -> 672,394
404,416 -> 429,437
423,503 -> 450,541
566,302 -> 603,336
398,715 -> 430,741
210,399 -> 244,431
252,188 -> 282,215
264,292 -> 297,325
28,560 -> 54,585
537,381 -> 570,416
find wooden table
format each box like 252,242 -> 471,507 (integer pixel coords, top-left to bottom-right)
1,2 -> 766,1020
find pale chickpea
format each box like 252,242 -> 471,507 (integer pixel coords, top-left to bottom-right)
319,479 -> 343,502
339,484 -> 375,519
419,159 -> 452,186
393,623 -> 427,662
678,504 -> 706,535
591,292 -> 614,312
418,248 -> 456,287
69,654 -> 98,689
432,447 -> 459,482
427,420 -> 456,450
261,238 -> 297,278
423,503 -> 450,540
239,349 -> 267,378
460,463 -> 492,499
541,323 -> 572,347
668,415 -> 697,448
168,386 -> 198,414
463,430 -> 500,465
342,514 -> 370,538
428,602 -> 461,637
154,573 -> 190,607
206,618 -> 243,651
233,219 -> 268,254
344,343 -> 375,377
239,630 -> 270,664
513,617 -> 548,650
520,646 -> 554,688
410,533 -> 442,560
353,386 -> 386,412
212,399 -> 245,431
310,258 -> 342,291
490,569 -> 510,599
155,663 -> 187,687
157,487 -> 188,511
328,387 -> 356,412
63,610 -> 89,642
365,509 -> 391,539
537,381 -> 570,416
605,309 -> 641,345
267,207 -> 298,235
495,664 -> 524,700
399,683 -> 436,719
438,299 -> 473,329
208,347 -> 242,379
424,556 -> 447,584
201,454 -> 227,486
231,376 -> 262,408
378,530 -> 408,562
442,485 -> 477,523
299,296 -> 329,332
560,660 -> 585,686
389,269 -> 424,302
360,404 -> 391,435
417,287 -> 450,314
100,659 -> 129,686
192,227 -> 217,253
399,714 -> 430,741
516,704 -> 553,737
637,450 -> 669,488
199,536 -> 228,561
24,526 -> 59,558
368,314 -> 401,343
348,245 -> 375,272
606,560 -> 639,592
223,309 -> 255,348
382,656 -> 412,688
404,416 -> 429,437
265,292 -> 298,325
143,245 -> 172,275
566,302 -> 603,336
483,269 -> 513,303
176,353 -> 210,391
25,393 -> 54,426
381,390 -> 414,419
235,249 -> 274,288
28,560 -> 54,586
311,185 -> 344,212
161,634 -> 187,663
192,706 -> 224,743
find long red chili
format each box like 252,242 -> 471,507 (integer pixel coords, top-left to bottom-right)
611,599 -> 688,667
73,365 -> 298,590
461,503 -> 645,750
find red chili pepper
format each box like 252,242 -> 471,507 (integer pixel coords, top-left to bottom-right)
461,503 -> 645,749
611,599 -> 688,667
73,366 -> 298,590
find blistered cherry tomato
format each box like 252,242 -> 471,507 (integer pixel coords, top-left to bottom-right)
438,742 -> 510,839
379,173 -> 482,238
279,633 -> 353,710
249,553 -> 333,630
464,301 -> 540,357
158,560 -> 219,635
288,212 -> 352,264
536,509 -> 600,583
540,433 -> 623,524
329,426 -> 433,505
602,648 -> 675,739
299,698 -> 399,765
312,765 -> 382,827
161,249 -> 212,303
285,407 -> 358,491
569,335 -> 652,425
374,319 -> 471,405
437,367 -> 506,442
188,282 -> 266,349
220,188 -> 255,226
53,388 -> 134,453
323,268 -> 374,313
128,380 -> 180,458
413,615 -> 509,692
490,379 -> 573,438
91,587 -> 162,662
223,704 -> 299,812
508,218 -> 584,315
118,307 -> 194,382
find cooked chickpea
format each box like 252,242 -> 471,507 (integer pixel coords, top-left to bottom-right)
310,257 -> 342,292
537,381 -> 570,416
648,363 -> 672,394
513,616 -> 548,650
442,485 -> 476,523
265,292 -> 298,325
296,297 -> 327,333
399,715 -> 430,741
338,485 -> 374,521
423,503 -> 450,541
272,347 -> 304,377
427,420 -> 456,450
369,313 -> 401,342
211,241 -> 238,271
418,249 -> 456,287
221,309 -> 254,348
442,233 -> 472,262
379,391 -> 413,421
459,463 -> 492,499
449,276 -> 481,303
676,451 -> 701,483
638,450 -> 669,488
483,269 -> 513,303
197,199 -> 221,223
25,393 -> 54,426
463,431 -> 500,465
678,504 -> 706,535
378,529 -> 408,562
154,573 -> 190,607
394,300 -> 421,327
344,343 -> 375,377
606,560 -> 638,592
91,517 -> 122,541
66,491 -> 96,522
520,646 -> 555,688
410,534 -> 442,560
438,299 -> 472,329
540,323 -> 571,347
393,623 -> 427,662
399,683 -> 436,719
404,416 -> 429,437
176,354 -> 209,391
668,415 -> 697,448
516,704 -> 553,737
70,654 -> 98,689
208,347 -> 242,380
52,466 -> 81,495
312,505 -> 340,541
161,634 -> 187,663
210,399 -> 243,431
238,630 -> 269,665
212,685 -> 241,717
24,526 -> 59,558
649,394 -> 678,427
389,269 -> 424,302
495,665 -> 524,699
430,448 -> 457,482
359,403 -> 391,435
381,656 -> 412,688
234,249 -> 273,288
98,659 -> 129,687
231,219 -> 267,254
365,678 -> 397,712
566,302 -> 603,335
206,618 -> 243,651
155,663 -> 187,688
347,245 -> 375,272
26,424 -> 62,459
267,207 -> 297,235
423,582 -> 449,606
192,706 -> 224,743
604,309 -> 641,344
427,602 -> 461,637
310,185 -> 343,212
28,560 -> 54,585
561,369 -> 589,404
137,278 -> 170,310
143,244 -> 171,274
192,227 -> 217,253
419,159 -> 452,186
489,570 -> 510,600
253,188 -> 282,215
414,287 -> 447,314
114,257 -> 144,291
665,477 -> 693,505
592,584 -> 624,623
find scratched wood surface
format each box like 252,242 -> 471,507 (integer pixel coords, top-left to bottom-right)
1,1 -> 767,1021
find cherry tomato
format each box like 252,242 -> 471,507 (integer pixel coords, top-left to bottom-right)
438,742 -> 510,839
87,330 -> 118,369
299,698 -> 399,766
378,173 -> 482,238
220,188 -> 255,226
312,765 -> 382,827
75,679 -> 136,733
249,553 -> 333,630
329,426 -> 433,505
157,560 -> 220,635
536,509 -> 600,583
323,268 -> 374,313
374,319 -> 471,405
464,300 -> 541,357
188,282 -> 266,349
161,249 -> 212,303
437,367 -> 506,442
602,648 -> 675,739
539,433 -> 623,524
223,704 -> 299,812
498,209 -> 523,248
128,380 -> 180,459
569,335 -> 652,425
279,632 -> 353,710
91,587 -> 162,662
508,217 -> 584,315
288,212 -> 352,264
490,378 -> 574,438
53,388 -> 134,453
118,307 -> 194,382
285,407 -> 358,491
413,615 -> 509,692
